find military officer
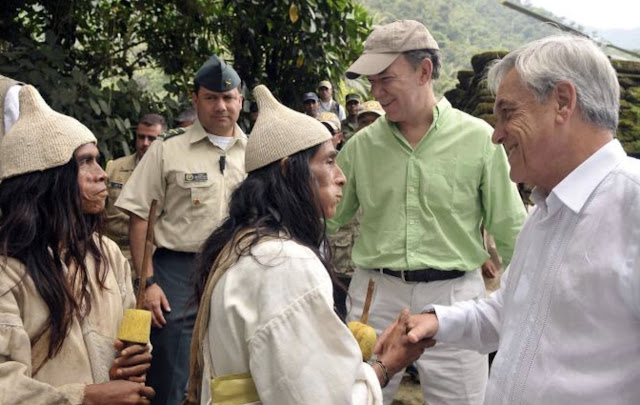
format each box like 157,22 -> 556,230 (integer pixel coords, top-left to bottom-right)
105,113 -> 167,263
115,55 -> 247,405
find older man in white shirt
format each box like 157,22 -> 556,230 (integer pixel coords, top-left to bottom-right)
377,35 -> 640,405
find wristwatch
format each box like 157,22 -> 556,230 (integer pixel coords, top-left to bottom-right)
134,275 -> 156,290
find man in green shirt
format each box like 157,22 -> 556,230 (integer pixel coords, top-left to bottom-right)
328,20 -> 526,405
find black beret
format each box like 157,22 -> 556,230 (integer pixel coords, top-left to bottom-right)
194,55 -> 241,92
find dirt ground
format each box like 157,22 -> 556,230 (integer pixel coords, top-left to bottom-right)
392,376 -> 425,405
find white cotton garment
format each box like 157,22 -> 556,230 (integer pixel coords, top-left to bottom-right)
432,139 -> 640,405
202,238 -> 382,405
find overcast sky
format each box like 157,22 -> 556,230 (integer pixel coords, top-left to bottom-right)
527,0 -> 640,30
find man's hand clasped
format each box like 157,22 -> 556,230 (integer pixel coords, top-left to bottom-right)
373,309 -> 437,380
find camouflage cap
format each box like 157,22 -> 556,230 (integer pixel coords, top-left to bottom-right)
194,55 -> 241,92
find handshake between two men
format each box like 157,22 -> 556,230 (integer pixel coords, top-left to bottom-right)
372,309 -> 439,385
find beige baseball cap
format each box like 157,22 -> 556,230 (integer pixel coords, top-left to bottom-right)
317,80 -> 332,90
357,100 -> 385,118
318,112 -> 341,132
346,20 -> 439,79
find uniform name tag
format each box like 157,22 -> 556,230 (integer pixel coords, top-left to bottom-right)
109,181 -> 123,189
184,173 -> 208,182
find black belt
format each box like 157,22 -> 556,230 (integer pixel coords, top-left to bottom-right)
375,268 -> 465,283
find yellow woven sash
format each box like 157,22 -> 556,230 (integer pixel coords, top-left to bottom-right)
210,372 -> 259,405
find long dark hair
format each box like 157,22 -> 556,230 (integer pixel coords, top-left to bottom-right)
194,144 -> 345,314
0,158 -> 108,371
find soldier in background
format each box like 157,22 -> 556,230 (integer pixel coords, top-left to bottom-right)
341,93 -> 361,141
317,80 -> 346,120
105,113 -> 167,265
302,92 -> 320,118
357,100 -> 385,130
175,108 -> 196,128
318,111 -> 344,149
116,55 -> 246,405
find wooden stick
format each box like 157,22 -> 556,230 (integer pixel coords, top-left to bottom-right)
360,279 -> 376,324
135,199 -> 158,309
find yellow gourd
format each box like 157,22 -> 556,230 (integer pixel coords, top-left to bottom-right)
348,279 -> 377,361
117,308 -> 152,344
348,321 -> 377,361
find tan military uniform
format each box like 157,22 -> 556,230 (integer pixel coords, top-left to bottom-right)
105,153 -> 137,262
115,120 -> 247,253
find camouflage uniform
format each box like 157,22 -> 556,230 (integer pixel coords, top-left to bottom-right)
341,118 -> 359,142
329,210 -> 362,317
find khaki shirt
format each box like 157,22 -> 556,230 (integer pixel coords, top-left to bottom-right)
106,154 -> 137,245
115,120 -> 247,252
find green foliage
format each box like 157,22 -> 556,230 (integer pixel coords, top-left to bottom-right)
0,33 -> 174,161
357,0 -> 560,95
0,0 -> 371,159
209,0 -> 371,108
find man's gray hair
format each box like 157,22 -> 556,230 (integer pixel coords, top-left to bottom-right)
404,49 -> 441,80
487,35 -> 620,132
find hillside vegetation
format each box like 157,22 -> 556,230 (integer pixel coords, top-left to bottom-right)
357,0 -> 572,94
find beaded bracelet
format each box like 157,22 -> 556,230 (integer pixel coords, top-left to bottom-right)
372,359 -> 390,388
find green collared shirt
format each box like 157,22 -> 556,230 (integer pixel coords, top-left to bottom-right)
327,98 -> 526,271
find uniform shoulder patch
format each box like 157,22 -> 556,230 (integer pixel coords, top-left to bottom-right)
159,127 -> 187,141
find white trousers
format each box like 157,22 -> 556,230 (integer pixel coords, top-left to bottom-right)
347,268 -> 488,405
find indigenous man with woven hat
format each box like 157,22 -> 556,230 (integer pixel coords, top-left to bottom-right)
0,85 -> 154,404
328,20 -> 527,405
116,55 -> 247,404
184,85 -> 432,405
105,113 -> 167,266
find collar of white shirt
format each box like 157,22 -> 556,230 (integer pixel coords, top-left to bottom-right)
531,139 -> 626,214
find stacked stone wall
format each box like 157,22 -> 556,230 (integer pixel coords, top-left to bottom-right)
445,52 -> 640,156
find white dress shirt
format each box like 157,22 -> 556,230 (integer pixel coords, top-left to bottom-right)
432,139 -> 640,404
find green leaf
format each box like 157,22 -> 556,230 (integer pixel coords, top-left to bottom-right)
98,99 -> 112,115
89,98 -> 102,116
